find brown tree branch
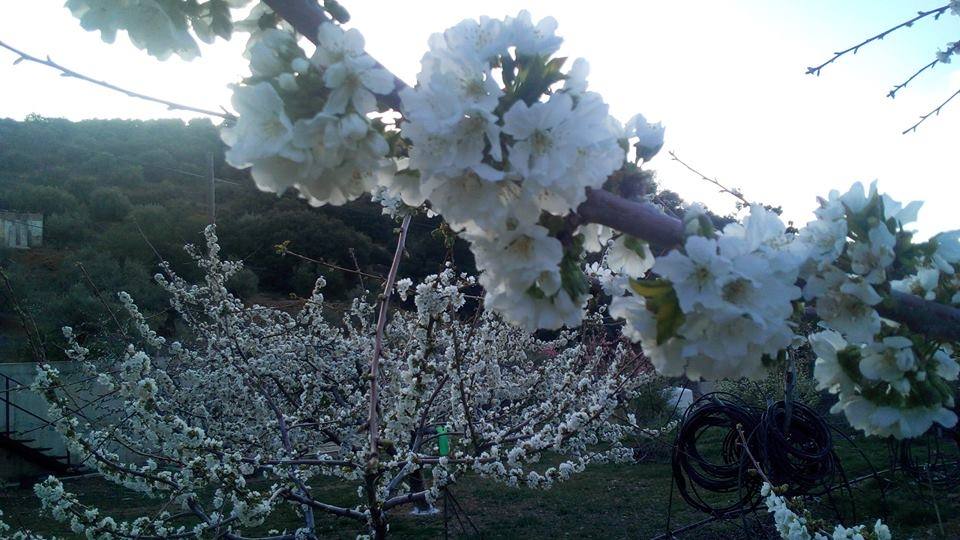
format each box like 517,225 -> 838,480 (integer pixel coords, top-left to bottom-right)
0,40 -> 234,119
577,188 -> 684,249
368,215 -> 412,459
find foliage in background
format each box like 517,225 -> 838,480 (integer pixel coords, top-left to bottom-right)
0,116 -> 471,362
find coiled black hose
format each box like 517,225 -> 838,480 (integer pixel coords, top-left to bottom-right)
671,393 -> 837,516
671,393 -> 763,515
757,400 -> 836,495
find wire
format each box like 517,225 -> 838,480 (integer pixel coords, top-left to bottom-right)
894,427 -> 960,487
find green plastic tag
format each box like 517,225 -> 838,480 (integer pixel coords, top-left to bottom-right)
437,426 -> 449,456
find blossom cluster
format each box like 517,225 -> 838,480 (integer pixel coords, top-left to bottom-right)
27,227 -> 648,538
222,19 -> 395,206
890,229 -> 960,306
761,483 -> 892,540
810,330 -> 958,439
392,12 -> 630,330
798,182 -> 914,342
219,10 -> 669,330
604,180 -> 960,439
611,204 -> 802,380
798,182 -> 960,438
65,1 -> 960,444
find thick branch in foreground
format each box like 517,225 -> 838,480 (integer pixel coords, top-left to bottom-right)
577,188 -> 684,249
0,40 -> 233,119
270,0 -> 960,344
882,291 -> 960,343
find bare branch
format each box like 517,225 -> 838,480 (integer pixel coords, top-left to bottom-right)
76,262 -> 128,338
0,40 -> 234,119
902,86 -> 960,134
275,243 -> 384,282
888,59 -> 939,99
382,489 -> 428,511
668,151 -> 752,207
283,491 -> 366,520
806,5 -> 951,76
0,267 -> 46,363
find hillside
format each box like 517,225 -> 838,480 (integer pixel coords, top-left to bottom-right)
0,115 -> 470,362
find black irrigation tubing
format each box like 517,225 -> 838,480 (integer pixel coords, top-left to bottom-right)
670,392 -> 763,516
892,429 -> 960,488
828,423 -> 889,521
664,393 -> 868,538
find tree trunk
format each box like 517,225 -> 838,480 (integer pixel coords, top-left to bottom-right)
408,470 -> 435,513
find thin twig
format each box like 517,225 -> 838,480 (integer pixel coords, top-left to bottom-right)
902,87 -> 960,134
668,151 -> 752,207
76,263 -> 128,339
888,59 -> 939,99
923,466 -> 947,536
277,244 -> 384,282
806,5 -> 951,76
735,424 -> 769,484
131,217 -> 167,266
0,267 -> 46,363
0,40 -> 234,119
348,247 -> 366,290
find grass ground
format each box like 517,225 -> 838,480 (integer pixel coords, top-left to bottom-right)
2,431 -> 960,539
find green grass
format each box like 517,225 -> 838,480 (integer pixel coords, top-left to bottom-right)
3,434 -> 960,538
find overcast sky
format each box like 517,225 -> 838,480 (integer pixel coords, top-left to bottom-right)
1,1 -> 958,237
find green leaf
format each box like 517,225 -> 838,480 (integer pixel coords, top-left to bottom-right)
628,279 -> 684,344
836,348 -> 863,385
208,0 -> 233,40
526,284 -> 546,299
560,248 -> 589,300
622,235 -> 649,257
653,292 -> 683,345
628,278 -> 672,299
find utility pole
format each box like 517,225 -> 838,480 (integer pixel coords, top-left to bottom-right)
207,152 -> 216,225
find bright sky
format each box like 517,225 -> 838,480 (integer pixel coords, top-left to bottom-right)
1,1 -> 958,237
